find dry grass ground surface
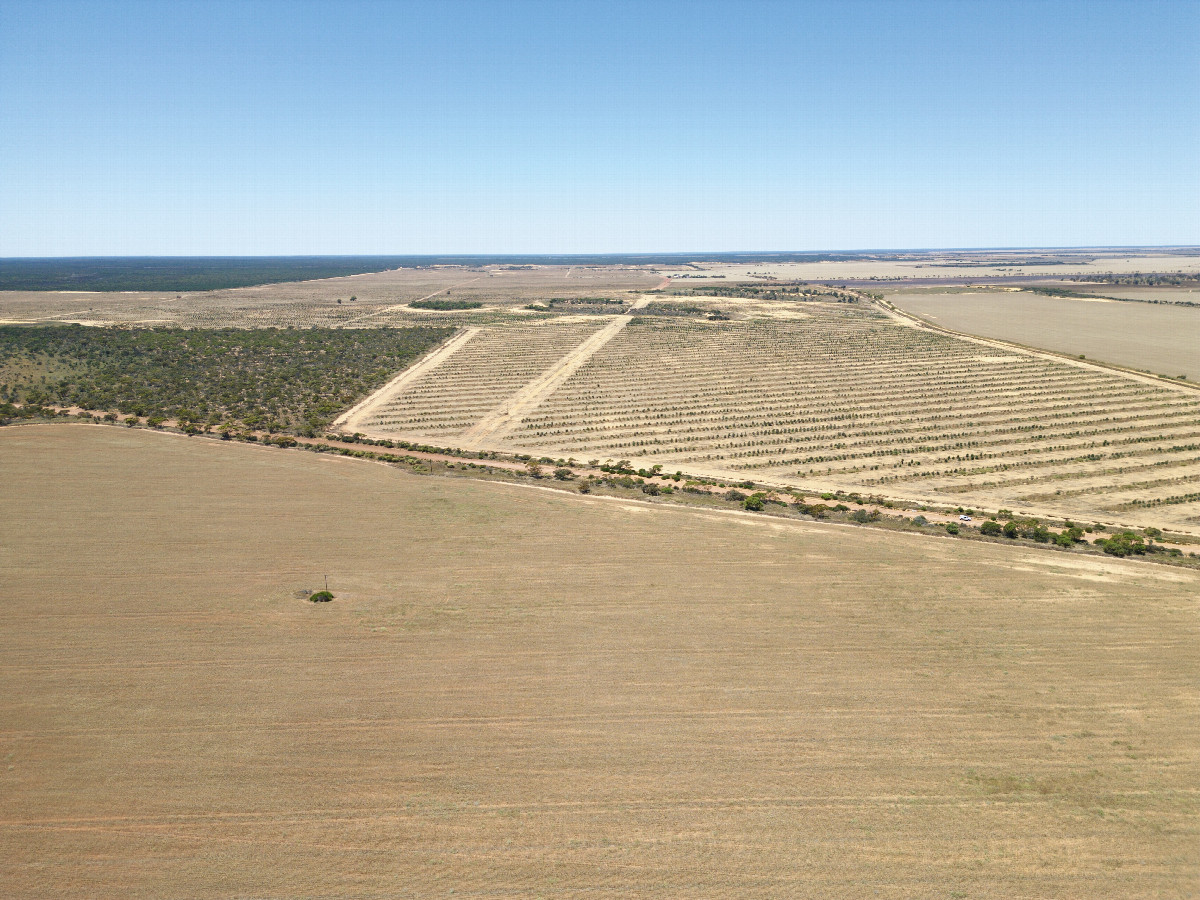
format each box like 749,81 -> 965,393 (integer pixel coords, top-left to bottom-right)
888,289 -> 1200,381
0,265 -> 661,329
2,425 -> 1199,898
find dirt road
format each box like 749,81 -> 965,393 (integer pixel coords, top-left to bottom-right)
457,297 -> 653,449
334,327 -> 480,430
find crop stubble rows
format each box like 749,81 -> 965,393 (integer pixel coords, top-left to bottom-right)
360,302 -> 1200,528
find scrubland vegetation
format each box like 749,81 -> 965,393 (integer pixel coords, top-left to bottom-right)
0,324 -> 450,434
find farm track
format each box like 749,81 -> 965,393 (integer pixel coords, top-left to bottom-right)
459,297 -> 651,448
334,326 -> 480,431
341,275 -> 485,325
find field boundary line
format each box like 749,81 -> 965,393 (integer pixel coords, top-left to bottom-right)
334,327 -> 480,430
9,421 -> 1200,555
876,296 -> 1200,395
458,298 -> 652,449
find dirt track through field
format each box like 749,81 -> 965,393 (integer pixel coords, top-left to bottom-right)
343,275 -> 484,324
458,297 -> 651,448
335,327 -> 480,430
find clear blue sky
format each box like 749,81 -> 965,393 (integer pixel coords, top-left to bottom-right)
1,0 -> 1197,255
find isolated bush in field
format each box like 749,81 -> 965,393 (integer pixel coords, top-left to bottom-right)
849,508 -> 880,524
724,489 -> 747,502
743,494 -> 765,511
980,520 -> 1002,536
641,482 -> 661,496
309,591 -> 334,602
1097,532 -> 1147,557
911,515 -> 929,526
553,467 -> 574,481
1028,525 -> 1051,543
945,523 -> 960,535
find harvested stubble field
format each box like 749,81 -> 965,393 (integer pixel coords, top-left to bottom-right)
889,289 -> 1200,381
357,300 -> 1200,532
2,425 -> 1199,898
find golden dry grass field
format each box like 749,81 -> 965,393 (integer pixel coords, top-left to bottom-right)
2,425 -> 1198,898
888,289 -> 1200,381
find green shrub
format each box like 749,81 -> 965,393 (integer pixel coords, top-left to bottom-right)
309,590 -> 334,603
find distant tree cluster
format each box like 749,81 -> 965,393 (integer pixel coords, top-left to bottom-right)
0,256 -> 435,292
1068,273 -> 1200,287
1028,285 -> 1200,308
410,298 -> 483,310
0,324 -> 451,435
525,297 -> 628,314
667,282 -> 860,303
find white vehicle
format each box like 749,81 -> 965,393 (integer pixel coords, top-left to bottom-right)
959,515 -> 973,522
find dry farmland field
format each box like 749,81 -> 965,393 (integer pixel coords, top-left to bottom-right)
352,297 -> 1200,533
888,289 -> 1200,382
1,424 -> 1198,898
0,264 -> 663,329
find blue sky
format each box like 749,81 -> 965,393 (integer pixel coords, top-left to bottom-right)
1,0 -> 1197,255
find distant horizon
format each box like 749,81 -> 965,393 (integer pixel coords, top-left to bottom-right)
5,244 -> 1200,262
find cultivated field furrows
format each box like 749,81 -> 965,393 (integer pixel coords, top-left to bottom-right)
4,426 -> 1199,897
365,321 -> 609,438
499,306 -> 1200,526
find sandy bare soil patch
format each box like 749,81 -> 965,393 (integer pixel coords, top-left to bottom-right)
1,425 -> 1198,898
